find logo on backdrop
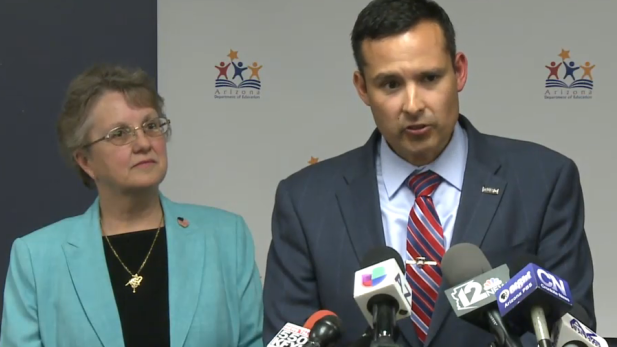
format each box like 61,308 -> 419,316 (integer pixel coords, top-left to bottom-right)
214,49 -> 262,100
544,49 -> 595,100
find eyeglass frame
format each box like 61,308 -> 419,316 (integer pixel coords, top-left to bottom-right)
82,117 -> 171,148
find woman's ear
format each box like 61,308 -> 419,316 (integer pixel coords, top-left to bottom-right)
74,149 -> 96,181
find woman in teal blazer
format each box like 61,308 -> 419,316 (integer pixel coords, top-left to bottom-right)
0,65 -> 264,347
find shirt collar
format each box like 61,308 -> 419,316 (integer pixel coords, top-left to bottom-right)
378,122 -> 468,199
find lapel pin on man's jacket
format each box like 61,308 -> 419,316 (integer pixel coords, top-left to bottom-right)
481,186 -> 500,195
177,217 -> 189,228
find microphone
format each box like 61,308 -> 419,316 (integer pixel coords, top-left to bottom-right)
353,246 -> 412,346
267,322 -> 310,347
266,310 -> 341,347
441,243 -> 523,347
303,310 -> 344,347
552,304 -> 607,347
495,254 -> 573,347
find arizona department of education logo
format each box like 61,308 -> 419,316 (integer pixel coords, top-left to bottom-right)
544,49 -> 595,100
214,49 -> 262,100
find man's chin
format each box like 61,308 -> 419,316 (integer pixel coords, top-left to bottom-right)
399,141 -> 443,166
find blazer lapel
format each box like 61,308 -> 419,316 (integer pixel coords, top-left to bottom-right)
335,131 -> 385,264
449,116 -> 507,249
424,115 -> 507,347
63,199 -> 125,347
162,196 -> 206,347
335,130 -> 421,347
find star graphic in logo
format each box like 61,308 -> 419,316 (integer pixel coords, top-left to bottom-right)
308,156 -> 319,165
558,49 -> 570,60
227,49 -> 239,61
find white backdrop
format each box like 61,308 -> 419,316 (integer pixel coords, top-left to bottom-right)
158,0 -> 617,335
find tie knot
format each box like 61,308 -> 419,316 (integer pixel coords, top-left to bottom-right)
408,170 -> 443,197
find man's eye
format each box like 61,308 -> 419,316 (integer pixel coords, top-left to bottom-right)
424,74 -> 440,83
383,81 -> 400,89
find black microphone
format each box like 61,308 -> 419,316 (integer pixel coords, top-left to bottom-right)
495,254 -> 573,347
303,313 -> 344,347
353,246 -> 412,347
441,243 -> 523,347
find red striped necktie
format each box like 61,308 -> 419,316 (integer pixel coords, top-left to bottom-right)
405,170 -> 444,343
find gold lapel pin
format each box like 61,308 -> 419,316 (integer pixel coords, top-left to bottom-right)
177,217 -> 189,228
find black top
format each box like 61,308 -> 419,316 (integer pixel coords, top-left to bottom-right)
103,227 -> 170,347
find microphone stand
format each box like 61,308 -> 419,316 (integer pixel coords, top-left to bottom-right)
484,311 -> 524,347
369,296 -> 400,347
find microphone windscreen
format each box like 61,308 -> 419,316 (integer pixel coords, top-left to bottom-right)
360,246 -> 404,272
441,243 -> 492,287
508,254 -> 546,276
304,310 -> 338,330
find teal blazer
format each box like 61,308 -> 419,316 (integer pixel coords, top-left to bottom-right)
0,194 -> 264,347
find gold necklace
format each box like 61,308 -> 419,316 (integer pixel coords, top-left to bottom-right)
101,211 -> 164,293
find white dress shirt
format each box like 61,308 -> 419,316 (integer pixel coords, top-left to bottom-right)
375,122 -> 469,263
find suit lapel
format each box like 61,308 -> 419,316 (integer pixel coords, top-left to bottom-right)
449,116 -> 507,249
424,116 -> 507,347
163,196 -> 206,347
335,131 -> 421,347
335,131 -> 385,264
63,199 -> 125,347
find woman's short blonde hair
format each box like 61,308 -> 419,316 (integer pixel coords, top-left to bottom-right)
57,64 -> 166,189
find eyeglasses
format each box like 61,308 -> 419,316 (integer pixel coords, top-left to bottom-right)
83,117 -> 171,148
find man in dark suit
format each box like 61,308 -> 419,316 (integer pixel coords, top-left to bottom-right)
262,0 -> 596,346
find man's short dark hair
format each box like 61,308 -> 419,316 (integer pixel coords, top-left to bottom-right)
351,0 -> 457,73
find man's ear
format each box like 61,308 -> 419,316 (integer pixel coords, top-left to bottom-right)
453,52 -> 468,92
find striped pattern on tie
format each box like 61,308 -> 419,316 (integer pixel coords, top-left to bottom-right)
405,170 -> 444,343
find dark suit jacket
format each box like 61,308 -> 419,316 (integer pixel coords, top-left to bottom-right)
262,116 -> 595,347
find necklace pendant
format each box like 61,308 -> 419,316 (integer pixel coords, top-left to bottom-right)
125,274 -> 143,293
